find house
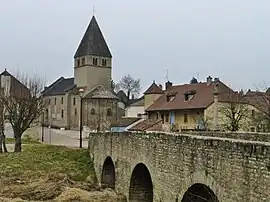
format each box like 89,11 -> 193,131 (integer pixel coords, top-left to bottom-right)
41,15 -> 124,130
124,96 -> 145,118
244,89 -> 270,132
0,69 -> 30,99
131,76 -> 251,132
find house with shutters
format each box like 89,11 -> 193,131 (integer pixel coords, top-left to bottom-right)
130,76 -> 253,132
41,15 -> 124,131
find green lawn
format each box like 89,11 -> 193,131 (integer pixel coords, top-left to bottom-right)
0,144 -> 96,201
5,137 -> 41,144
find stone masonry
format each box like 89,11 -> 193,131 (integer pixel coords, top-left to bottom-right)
89,132 -> 270,202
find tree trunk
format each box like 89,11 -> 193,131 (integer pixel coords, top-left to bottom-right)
3,134 -> 8,153
0,131 -> 2,153
14,135 -> 22,152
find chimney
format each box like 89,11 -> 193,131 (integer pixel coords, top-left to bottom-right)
165,81 -> 173,90
206,76 -> 212,85
158,84 -> 163,90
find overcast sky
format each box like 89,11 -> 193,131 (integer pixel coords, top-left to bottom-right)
0,0 -> 270,92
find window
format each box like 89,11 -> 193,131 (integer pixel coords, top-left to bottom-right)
54,97 -> 57,105
102,59 -> 107,66
82,57 -> 85,65
251,109 -> 255,118
156,113 -> 159,120
45,109 -> 49,120
184,114 -> 188,123
61,97 -> 63,104
77,59 -> 80,67
161,114 -> 164,124
61,109 -> 64,118
48,99 -> 51,104
107,108 -> 112,116
73,97 -> 76,106
165,114 -> 169,122
92,58 -> 98,66
74,108 -> 77,115
91,108 -> 95,115
184,94 -> 189,101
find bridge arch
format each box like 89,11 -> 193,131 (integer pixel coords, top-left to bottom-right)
101,156 -> 115,189
181,183 -> 219,202
129,163 -> 153,202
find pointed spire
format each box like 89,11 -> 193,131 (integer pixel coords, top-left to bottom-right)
74,16 -> 112,58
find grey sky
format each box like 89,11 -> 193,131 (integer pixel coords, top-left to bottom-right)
1,0 -> 270,92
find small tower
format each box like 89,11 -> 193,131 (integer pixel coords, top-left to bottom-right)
144,81 -> 164,110
74,15 -> 112,91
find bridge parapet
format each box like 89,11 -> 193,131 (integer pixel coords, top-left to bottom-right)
89,132 -> 270,202
181,131 -> 270,142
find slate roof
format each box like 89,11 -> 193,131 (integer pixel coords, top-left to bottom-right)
129,97 -> 144,107
74,16 -> 112,58
146,80 -> 236,111
42,77 -> 74,96
144,82 -> 163,94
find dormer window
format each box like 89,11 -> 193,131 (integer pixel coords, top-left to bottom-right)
77,59 -> 80,67
184,90 -> 196,101
93,58 -> 98,66
166,92 -> 177,102
82,57 -> 85,65
102,59 -> 107,66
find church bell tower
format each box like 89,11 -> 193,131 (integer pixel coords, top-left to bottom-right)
74,15 -> 112,91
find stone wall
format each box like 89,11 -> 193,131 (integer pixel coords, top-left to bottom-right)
89,132 -> 270,202
187,131 -> 270,142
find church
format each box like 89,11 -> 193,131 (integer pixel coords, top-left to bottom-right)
41,15 -> 123,131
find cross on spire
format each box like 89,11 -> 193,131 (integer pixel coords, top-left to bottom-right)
93,6 -> 95,16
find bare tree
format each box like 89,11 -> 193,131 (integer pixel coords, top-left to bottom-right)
219,91 -> 250,131
116,75 -> 141,101
0,72 -> 46,152
0,104 -> 8,153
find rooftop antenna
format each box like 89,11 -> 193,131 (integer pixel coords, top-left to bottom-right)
166,69 -> 169,81
93,6 -> 96,16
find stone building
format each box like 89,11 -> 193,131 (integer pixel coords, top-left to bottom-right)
41,15 -> 122,131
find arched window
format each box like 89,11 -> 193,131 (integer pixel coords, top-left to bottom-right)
61,109 -> 64,118
107,108 -> 112,116
91,108 -> 96,115
54,97 -> 57,105
74,108 -> 77,115
61,97 -> 64,104
73,97 -> 76,106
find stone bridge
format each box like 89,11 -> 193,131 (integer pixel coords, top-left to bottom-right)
88,132 -> 270,202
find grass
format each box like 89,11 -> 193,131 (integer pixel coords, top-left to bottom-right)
5,137 -> 41,144
0,144 -> 97,201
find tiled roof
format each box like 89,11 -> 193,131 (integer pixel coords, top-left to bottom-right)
74,16 -> 112,58
146,81 -> 235,111
144,82 -> 163,94
245,90 -> 270,114
128,119 -> 162,131
42,77 -> 74,96
111,117 -> 141,127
